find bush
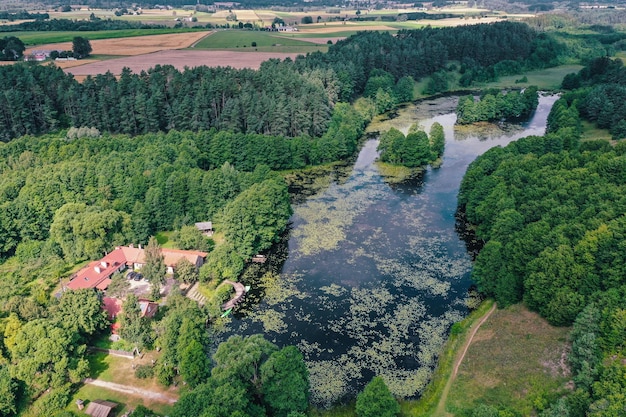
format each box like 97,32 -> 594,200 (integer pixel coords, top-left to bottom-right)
135,364 -> 155,379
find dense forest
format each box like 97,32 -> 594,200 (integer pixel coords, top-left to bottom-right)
455,86 -> 539,125
457,56 -> 626,416
377,122 -> 445,167
0,21 -> 564,141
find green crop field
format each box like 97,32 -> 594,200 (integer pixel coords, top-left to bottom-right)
7,28 -> 203,46
193,30 -> 328,53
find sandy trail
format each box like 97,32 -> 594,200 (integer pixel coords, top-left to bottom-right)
83,378 -> 178,404
434,303 -> 497,417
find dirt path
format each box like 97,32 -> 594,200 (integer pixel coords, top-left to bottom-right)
434,303 -> 497,417
83,378 -> 178,404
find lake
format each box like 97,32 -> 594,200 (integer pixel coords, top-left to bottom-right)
215,93 -> 560,407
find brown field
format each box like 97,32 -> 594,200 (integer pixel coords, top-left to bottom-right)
64,49 -> 301,78
25,31 -> 211,57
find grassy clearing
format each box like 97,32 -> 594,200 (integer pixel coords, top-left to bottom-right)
11,28 -> 203,46
580,120 -> 612,142
486,64 -> 584,90
64,349 -> 179,416
155,231 -> 177,248
445,304 -> 571,416
67,384 -> 174,416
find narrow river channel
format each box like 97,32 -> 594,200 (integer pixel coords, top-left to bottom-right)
216,94 -> 560,407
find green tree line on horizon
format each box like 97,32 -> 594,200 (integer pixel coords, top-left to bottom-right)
0,21 -> 567,141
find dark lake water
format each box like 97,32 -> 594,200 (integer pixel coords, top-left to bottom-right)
215,94 -> 559,407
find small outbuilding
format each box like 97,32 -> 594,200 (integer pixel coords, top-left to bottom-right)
85,399 -> 118,417
194,221 -> 214,236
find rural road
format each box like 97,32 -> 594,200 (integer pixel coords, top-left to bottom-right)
83,378 -> 178,404
435,302 -> 497,416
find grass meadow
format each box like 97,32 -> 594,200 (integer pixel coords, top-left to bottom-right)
444,304 -> 571,416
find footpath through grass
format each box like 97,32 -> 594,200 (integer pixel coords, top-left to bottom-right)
400,300 -> 496,417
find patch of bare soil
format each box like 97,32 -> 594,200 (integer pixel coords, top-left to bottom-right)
64,49 -> 301,77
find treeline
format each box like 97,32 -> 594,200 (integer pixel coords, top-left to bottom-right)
0,10 -> 49,21
0,63 -> 334,141
172,334 -> 309,417
0,131 -> 298,284
297,21 -> 564,99
456,86 -> 539,124
378,122 -> 444,167
460,138 -> 626,417
0,22 -> 565,141
0,289 -> 109,416
0,18 -> 167,32
560,56 -> 626,140
458,59 -> 626,416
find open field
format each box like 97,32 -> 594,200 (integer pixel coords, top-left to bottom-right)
64,49 -> 302,78
24,31 -> 210,56
194,30 -> 328,53
9,28 -> 206,47
483,64 -> 584,90
445,304 -> 571,416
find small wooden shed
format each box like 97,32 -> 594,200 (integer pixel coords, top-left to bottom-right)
194,221 -> 214,236
85,400 -> 118,417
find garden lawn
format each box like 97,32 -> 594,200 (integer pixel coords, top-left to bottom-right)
68,384 -> 174,416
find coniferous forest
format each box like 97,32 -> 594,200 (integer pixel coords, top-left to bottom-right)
0,16 -> 624,417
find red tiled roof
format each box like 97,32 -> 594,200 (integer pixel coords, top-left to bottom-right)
138,299 -> 159,318
67,246 -> 208,291
67,249 -> 126,290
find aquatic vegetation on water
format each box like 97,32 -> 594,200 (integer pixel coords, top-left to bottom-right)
215,96 -> 557,408
292,177 -> 387,257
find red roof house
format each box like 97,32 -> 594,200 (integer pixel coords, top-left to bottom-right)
66,246 -> 207,291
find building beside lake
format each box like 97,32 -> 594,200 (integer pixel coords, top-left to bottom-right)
66,245 -> 207,291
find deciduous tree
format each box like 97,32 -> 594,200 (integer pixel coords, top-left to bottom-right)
72,37 -> 92,59
356,376 -> 400,417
